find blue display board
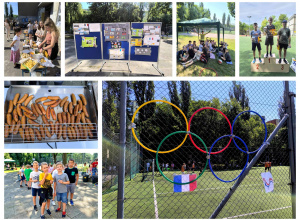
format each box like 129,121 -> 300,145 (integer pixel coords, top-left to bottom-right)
74,23 -> 102,60
101,23 -> 130,60
130,22 -> 161,62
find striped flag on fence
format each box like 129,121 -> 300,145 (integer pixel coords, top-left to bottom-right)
173,174 -> 197,192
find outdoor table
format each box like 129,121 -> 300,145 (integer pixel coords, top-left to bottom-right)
20,64 -> 47,76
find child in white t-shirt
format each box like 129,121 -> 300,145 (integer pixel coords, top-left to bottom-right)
30,161 -> 42,211
10,27 -> 22,68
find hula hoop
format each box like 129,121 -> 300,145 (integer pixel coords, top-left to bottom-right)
231,110 -> 267,154
188,107 -> 232,154
156,131 -> 208,184
209,135 -> 249,183
131,100 -> 189,154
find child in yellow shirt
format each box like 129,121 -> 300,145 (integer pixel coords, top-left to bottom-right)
39,162 -> 53,219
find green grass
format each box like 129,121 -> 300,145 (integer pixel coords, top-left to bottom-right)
239,36 -> 296,77
4,168 -> 20,173
103,166 -> 292,219
177,35 -> 235,77
179,30 -> 236,35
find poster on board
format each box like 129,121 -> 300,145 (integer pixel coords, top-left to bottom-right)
89,23 -> 101,32
131,38 -> 142,46
74,23 -> 89,35
143,24 -> 161,36
109,48 -> 125,59
111,41 -> 122,49
132,29 -> 143,37
81,37 -> 97,47
143,35 -> 160,46
104,23 -> 130,41
135,47 -> 151,56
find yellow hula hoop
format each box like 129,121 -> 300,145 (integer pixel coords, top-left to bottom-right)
131,100 -> 188,154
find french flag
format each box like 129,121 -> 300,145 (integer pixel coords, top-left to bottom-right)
173,174 -> 197,192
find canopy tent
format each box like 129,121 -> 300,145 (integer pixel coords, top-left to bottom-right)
4,159 -> 15,162
177,18 -> 225,50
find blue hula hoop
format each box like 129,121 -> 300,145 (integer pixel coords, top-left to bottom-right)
231,110 -> 267,154
209,135 -> 249,183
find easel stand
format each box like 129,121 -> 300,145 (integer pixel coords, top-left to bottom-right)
99,61 -> 132,75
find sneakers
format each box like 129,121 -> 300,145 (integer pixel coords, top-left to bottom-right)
52,200 -> 56,206
252,58 -> 256,64
55,208 -> 61,212
20,185 -> 23,187
265,53 -> 268,58
70,200 -> 74,206
40,215 -> 45,219
62,211 -> 66,218
279,58 -> 282,63
25,184 -> 28,186
283,58 -> 288,64
269,52 -> 272,57
259,58 -> 262,63
46,209 -> 51,215
34,205 -> 38,211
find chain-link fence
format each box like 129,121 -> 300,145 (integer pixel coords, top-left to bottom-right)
102,81 -> 296,219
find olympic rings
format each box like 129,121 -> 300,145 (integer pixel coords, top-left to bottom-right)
131,100 -> 189,154
231,110 -> 268,154
209,135 -> 249,182
188,107 -> 232,154
156,131 -> 208,185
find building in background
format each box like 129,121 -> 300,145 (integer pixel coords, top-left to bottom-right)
288,14 -> 296,36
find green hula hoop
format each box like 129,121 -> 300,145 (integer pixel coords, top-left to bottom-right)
156,131 -> 208,185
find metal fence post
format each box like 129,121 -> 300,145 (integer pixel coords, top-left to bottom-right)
285,81 -> 296,218
210,114 -> 289,219
117,81 -> 127,219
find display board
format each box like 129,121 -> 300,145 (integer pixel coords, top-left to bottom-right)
130,22 -> 162,62
73,23 -> 102,60
102,23 -> 130,60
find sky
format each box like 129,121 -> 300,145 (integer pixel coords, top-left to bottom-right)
6,2 -> 18,15
240,2 -> 296,24
81,2 -> 90,10
200,2 -> 235,25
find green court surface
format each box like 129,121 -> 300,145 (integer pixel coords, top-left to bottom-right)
177,35 -> 235,77
239,36 -> 296,77
102,166 -> 292,219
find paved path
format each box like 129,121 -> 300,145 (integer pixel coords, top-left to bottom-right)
65,36 -> 172,77
4,172 -> 98,219
4,30 -> 61,77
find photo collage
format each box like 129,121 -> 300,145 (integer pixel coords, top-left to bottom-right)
2,0 -> 297,219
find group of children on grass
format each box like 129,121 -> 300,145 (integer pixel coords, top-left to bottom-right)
18,159 -> 82,219
177,30 -> 232,69
251,17 -> 291,64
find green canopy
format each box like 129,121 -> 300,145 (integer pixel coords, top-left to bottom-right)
177,18 -> 225,50
4,159 -> 15,162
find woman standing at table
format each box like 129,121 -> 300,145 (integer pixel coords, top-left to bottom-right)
38,17 -> 59,60
27,20 -> 33,40
35,21 -> 45,45
4,18 -> 11,41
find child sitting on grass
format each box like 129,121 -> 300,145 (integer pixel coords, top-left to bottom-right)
54,162 -> 70,218
181,50 -> 202,68
220,49 -> 233,64
10,27 -> 22,68
39,162 -> 53,219
177,46 -> 188,61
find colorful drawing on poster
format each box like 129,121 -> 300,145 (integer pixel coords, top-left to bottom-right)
143,35 -> 160,46
111,41 -> 122,49
135,47 -> 151,55
104,23 -> 130,41
73,23 -> 89,35
131,38 -> 142,46
132,29 -> 143,37
81,37 -> 97,48
109,48 -> 125,59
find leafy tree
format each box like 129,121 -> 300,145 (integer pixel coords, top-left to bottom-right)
177,3 -> 187,22
227,2 -> 235,18
227,14 -> 231,27
9,4 -> 13,18
213,13 -> 217,21
222,13 -> 226,26
229,82 -> 250,119
278,14 -> 288,23
5,3 -> 9,18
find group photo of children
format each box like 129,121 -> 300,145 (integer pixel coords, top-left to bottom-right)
4,2 -> 61,77
176,2 -> 235,76
239,2 -> 296,76
4,153 -> 98,219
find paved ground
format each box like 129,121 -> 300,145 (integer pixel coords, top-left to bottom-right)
179,32 -> 235,40
65,36 -> 172,77
4,172 -> 98,219
4,30 -> 61,77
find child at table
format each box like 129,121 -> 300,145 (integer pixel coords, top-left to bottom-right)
10,27 -> 22,68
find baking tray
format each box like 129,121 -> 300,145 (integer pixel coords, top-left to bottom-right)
4,85 -> 98,144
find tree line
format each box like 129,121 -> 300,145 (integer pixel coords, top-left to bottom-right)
4,3 -> 14,19
102,81 -> 289,173
65,2 -> 172,33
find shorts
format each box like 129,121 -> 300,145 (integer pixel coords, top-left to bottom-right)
279,43 -> 288,50
92,167 -> 97,176
252,42 -> 261,51
265,37 -> 274,46
25,176 -> 30,181
67,183 -> 76,194
56,192 -> 67,203
28,30 -> 33,35
20,175 -> 25,181
40,187 -> 53,203
32,188 -> 41,197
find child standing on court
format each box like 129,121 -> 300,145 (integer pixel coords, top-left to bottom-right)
53,162 -> 70,218
65,159 -> 79,206
30,161 -> 41,211
39,162 -> 53,219
250,23 -> 262,64
24,164 -> 33,190
264,17 -> 275,57
10,27 -> 22,68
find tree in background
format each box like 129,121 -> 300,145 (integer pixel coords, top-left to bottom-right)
177,3 -> 187,22
227,2 -> 235,18
147,2 -> 172,30
65,2 -> 84,32
5,3 -> 9,18
9,4 -> 13,19
227,14 -> 231,28
213,13 -> 217,21
222,13 -> 226,26
229,81 -> 250,119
